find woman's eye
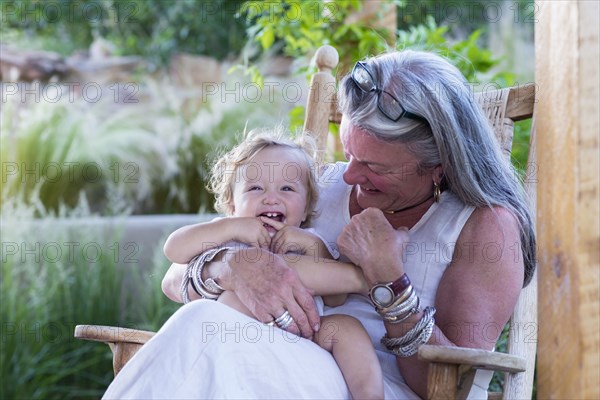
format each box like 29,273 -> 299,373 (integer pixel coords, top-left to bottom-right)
367,165 -> 388,175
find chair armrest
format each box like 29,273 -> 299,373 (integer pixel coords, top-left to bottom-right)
74,324 -> 155,345
418,344 -> 526,374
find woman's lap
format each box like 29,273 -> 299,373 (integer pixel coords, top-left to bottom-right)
103,300 -> 350,399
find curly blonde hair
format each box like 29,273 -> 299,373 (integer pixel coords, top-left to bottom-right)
208,127 -> 320,226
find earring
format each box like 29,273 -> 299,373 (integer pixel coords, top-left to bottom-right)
433,182 -> 441,203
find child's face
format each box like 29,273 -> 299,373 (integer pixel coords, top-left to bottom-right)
232,146 -> 310,229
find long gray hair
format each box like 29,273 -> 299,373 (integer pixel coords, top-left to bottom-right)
339,50 -> 536,287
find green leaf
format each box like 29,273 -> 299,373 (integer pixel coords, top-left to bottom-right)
260,28 -> 275,50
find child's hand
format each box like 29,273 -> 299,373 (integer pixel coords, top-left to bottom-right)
227,217 -> 272,249
261,218 -> 327,257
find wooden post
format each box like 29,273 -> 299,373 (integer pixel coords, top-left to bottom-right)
303,45 -> 338,164
535,1 -> 600,398
427,363 -> 458,400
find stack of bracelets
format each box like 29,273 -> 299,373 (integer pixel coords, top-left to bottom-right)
180,247 -> 230,304
369,273 -> 437,357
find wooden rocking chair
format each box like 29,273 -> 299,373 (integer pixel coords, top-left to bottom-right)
75,45 -> 537,399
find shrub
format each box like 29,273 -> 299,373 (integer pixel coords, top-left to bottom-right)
1,74 -> 290,215
0,0 -> 248,67
0,203 -> 179,399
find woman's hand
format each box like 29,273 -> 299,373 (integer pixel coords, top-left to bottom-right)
337,207 -> 410,285
221,247 -> 321,339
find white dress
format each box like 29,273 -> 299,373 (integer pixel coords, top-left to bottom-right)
103,162 -> 492,400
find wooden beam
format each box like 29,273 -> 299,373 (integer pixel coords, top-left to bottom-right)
418,345 -> 526,374
74,324 -> 155,345
535,1 -> 600,398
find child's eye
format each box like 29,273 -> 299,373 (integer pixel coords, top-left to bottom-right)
248,186 -> 262,191
281,186 -> 295,192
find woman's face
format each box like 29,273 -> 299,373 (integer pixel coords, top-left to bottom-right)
340,118 -> 437,213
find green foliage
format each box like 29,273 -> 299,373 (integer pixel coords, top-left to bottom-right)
240,1 -> 512,81
241,0 -> 393,75
1,0 -> 247,67
396,0 -> 535,40
0,204 -> 179,399
397,17 -> 501,82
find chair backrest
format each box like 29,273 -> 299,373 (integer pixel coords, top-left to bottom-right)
303,45 -> 537,399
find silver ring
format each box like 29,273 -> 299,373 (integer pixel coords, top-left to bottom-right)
274,310 -> 294,329
274,310 -> 291,324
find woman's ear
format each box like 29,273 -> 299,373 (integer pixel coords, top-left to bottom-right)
432,164 -> 444,185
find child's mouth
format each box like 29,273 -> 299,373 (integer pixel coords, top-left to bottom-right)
259,212 -> 284,222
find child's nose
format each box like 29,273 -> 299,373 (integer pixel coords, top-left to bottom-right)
262,191 -> 280,205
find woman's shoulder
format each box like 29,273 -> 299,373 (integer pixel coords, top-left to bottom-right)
463,206 -> 520,237
456,205 -> 522,260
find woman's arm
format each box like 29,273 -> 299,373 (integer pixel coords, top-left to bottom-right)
337,207 -> 524,399
163,217 -> 271,264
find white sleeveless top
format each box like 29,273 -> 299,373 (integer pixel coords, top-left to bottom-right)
313,162 -> 476,308
103,162 -> 492,400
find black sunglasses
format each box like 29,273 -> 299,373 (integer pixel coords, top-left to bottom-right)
351,61 -> 427,124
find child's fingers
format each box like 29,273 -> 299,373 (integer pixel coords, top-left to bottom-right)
259,216 -> 286,230
257,227 -> 271,249
270,230 -> 285,253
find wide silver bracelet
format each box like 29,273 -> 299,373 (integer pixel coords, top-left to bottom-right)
390,316 -> 435,357
381,306 -> 437,357
180,247 -> 229,304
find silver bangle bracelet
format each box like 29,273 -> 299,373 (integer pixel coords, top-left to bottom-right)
180,247 -> 229,304
380,291 -> 419,318
383,297 -> 421,324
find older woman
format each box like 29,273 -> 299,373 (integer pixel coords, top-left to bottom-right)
105,50 -> 535,399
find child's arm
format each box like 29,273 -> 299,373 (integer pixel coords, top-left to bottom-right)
163,217 -> 271,264
282,254 -> 369,297
261,218 -> 358,304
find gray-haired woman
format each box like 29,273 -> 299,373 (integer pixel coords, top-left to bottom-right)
108,50 -> 535,399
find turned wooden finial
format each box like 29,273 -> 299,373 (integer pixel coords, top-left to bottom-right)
314,45 -> 339,73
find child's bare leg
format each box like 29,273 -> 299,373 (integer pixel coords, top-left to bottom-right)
315,314 -> 384,400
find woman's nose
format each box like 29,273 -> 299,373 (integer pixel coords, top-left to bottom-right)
343,159 -> 367,185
